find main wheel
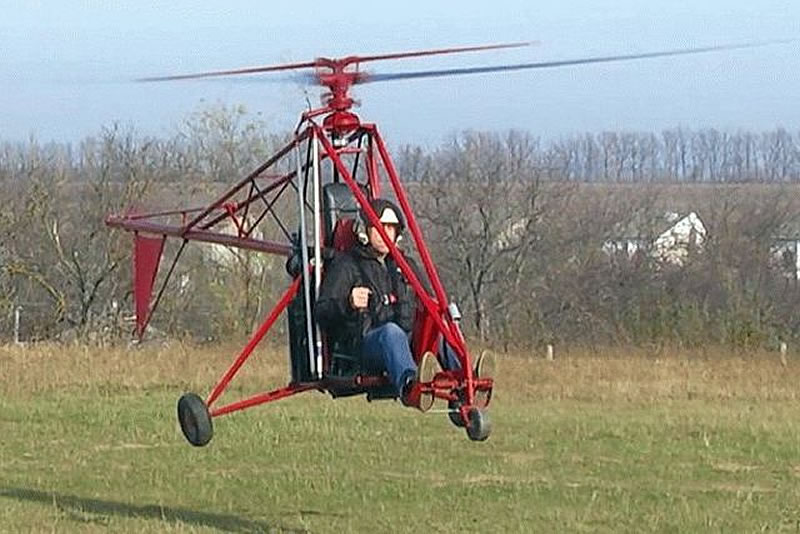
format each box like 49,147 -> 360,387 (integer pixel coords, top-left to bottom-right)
466,407 -> 492,442
177,393 -> 213,447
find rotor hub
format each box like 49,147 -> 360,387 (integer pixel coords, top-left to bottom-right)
322,110 -> 361,136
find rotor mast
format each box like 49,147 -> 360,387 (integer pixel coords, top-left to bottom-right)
311,57 -> 366,135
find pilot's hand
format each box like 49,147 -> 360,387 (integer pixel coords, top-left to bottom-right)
349,287 -> 371,310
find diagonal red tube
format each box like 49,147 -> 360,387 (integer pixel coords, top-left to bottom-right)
206,274 -> 303,408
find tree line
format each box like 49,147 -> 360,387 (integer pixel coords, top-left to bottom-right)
399,130 -> 800,350
1,105 -> 798,350
400,128 -> 800,184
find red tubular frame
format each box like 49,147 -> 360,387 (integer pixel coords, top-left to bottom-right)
106,217 -> 293,256
186,132 -> 307,229
108,106 -> 491,427
313,124 -> 480,405
210,383 -> 318,418
314,128 -> 437,313
102,44 -> 566,438
371,130 -> 477,403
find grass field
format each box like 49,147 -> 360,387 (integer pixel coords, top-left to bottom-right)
2,342 -> 800,533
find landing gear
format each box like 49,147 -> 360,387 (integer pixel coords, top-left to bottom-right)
177,393 -> 213,447
465,407 -> 492,442
448,401 -> 466,428
447,389 -> 467,428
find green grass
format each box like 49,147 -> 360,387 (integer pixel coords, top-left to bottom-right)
2,343 -> 800,532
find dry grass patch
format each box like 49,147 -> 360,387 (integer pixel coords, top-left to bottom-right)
2,342 -> 798,404
497,345 -> 800,402
0,341 -> 288,398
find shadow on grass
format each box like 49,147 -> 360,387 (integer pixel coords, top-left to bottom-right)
0,486 -> 307,533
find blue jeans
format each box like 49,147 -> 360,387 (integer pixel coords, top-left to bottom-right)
361,322 -> 461,395
438,339 -> 461,372
361,322 -> 417,394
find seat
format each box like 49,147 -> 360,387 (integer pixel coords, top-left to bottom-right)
320,182 -> 364,378
286,182 -> 365,382
323,182 -> 359,246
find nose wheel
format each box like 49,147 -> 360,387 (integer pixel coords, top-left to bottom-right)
465,407 -> 492,441
447,390 -> 493,440
177,393 -> 213,447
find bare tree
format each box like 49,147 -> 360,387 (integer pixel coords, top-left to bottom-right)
406,131 -> 547,342
0,127 -> 153,339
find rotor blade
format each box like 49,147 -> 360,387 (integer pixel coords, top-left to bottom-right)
137,59 -> 319,82
137,42 -> 534,82
353,42 -> 535,63
190,73 -> 313,85
362,40 -> 797,84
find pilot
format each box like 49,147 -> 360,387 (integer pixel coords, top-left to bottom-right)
315,198 -> 438,410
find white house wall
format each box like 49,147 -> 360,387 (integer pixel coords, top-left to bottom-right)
603,212 -> 707,267
771,240 -> 800,281
652,212 -> 706,266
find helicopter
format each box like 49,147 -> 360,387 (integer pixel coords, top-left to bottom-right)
106,39 -> 788,445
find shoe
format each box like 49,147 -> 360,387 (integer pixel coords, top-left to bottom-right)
473,349 -> 496,408
401,351 -> 437,412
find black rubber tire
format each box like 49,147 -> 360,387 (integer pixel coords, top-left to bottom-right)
448,400 -> 466,428
177,393 -> 213,447
448,389 -> 466,428
466,407 -> 492,442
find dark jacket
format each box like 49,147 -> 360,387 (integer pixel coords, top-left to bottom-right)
315,244 -> 423,349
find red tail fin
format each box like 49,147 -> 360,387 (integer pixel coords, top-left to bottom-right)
133,233 -> 165,338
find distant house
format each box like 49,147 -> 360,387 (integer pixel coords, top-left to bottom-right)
602,236 -> 647,261
651,212 -> 706,265
770,223 -> 800,281
493,217 -> 529,252
771,240 -> 799,280
203,216 -> 273,276
603,211 -> 706,267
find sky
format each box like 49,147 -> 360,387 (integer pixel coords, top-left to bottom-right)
1,0 -> 798,148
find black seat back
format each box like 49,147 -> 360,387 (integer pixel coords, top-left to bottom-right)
322,182 -> 360,248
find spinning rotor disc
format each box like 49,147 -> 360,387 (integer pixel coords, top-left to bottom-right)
137,39 -> 792,88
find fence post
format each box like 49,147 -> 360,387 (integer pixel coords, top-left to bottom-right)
14,306 -> 22,345
780,341 -> 788,367
546,343 -> 554,361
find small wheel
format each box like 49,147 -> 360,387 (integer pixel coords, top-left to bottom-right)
448,390 -> 466,428
177,393 -> 213,447
474,349 -> 496,408
448,401 -> 466,428
466,407 -> 492,442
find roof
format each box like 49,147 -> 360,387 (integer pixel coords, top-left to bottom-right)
610,211 -> 703,240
